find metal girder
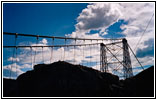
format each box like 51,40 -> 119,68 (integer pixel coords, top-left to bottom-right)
100,43 -> 108,72
122,39 -> 133,78
100,38 -> 133,79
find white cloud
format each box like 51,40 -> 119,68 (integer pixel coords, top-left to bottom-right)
8,57 -> 20,62
69,3 -> 154,77
41,38 -> 48,44
3,3 -> 154,79
3,63 -> 25,79
76,3 -> 121,32
73,3 -> 154,65
68,3 -> 122,38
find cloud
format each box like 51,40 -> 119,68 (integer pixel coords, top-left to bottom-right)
74,3 -> 154,65
136,38 -> 154,58
70,3 -> 154,77
3,63 -> 25,79
41,38 -> 48,44
76,3 -> 121,32
119,3 -> 154,50
8,57 -> 20,62
3,3 -> 155,79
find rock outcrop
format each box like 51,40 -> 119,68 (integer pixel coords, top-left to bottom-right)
3,61 -> 154,97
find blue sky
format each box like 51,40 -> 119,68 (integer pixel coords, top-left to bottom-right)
3,3 -> 87,36
3,3 -> 87,66
3,3 -> 154,79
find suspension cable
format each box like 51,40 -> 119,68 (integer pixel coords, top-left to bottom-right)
42,47 -> 44,63
96,40 -> 98,68
10,33 -> 17,79
128,44 -> 144,70
4,32 -> 123,41
60,46 -> 62,61
33,35 -> 39,66
15,47 -> 18,78
74,39 -> 76,64
67,46 -> 69,63
90,40 -> 92,66
82,40 -> 85,66
80,45 -> 82,65
63,39 -> 66,61
4,41 -> 122,48
134,13 -> 154,52
100,43 -> 101,71
73,45 -> 75,64
50,38 -> 54,63
30,47 -> 33,69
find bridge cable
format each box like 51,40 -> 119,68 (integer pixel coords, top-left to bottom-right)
128,44 -> 144,70
15,47 -> 18,78
74,39 -> 76,64
96,40 -> 98,68
73,45 -> 75,64
134,13 -> 154,52
33,35 -> 39,66
93,41 -> 95,68
42,47 -> 44,63
10,33 -> 17,79
67,46 -> 69,63
3,32 -> 123,41
60,46 -> 62,61
50,38 -> 54,63
79,45 -> 82,65
82,40 -> 85,66
63,39 -> 66,61
90,40 -> 92,66
30,47 -> 33,69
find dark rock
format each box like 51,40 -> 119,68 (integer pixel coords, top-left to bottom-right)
133,66 -> 154,97
3,61 -> 154,97
3,78 -> 18,97
17,61 -> 112,97
122,66 -> 154,97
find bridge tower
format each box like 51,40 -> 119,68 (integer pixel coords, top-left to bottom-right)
100,38 -> 133,79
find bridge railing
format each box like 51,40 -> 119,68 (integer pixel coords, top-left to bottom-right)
3,32 -> 143,79
4,32 -> 123,79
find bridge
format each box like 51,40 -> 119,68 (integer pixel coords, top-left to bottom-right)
3,32 -> 144,79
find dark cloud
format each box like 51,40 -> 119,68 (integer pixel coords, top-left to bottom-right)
136,38 -> 154,58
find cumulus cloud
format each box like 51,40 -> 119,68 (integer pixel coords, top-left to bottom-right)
67,3 -> 155,77
136,38 -> 154,58
69,3 -> 123,38
71,3 -> 154,67
3,3 -> 155,79
41,38 -> 48,44
76,3 -> 121,32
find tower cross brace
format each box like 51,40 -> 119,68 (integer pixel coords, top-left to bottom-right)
100,38 -> 133,79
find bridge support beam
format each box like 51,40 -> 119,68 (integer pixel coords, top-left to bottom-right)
122,38 -> 133,78
100,43 -> 108,72
100,38 -> 133,79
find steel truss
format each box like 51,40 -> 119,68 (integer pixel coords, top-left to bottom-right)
100,38 -> 133,79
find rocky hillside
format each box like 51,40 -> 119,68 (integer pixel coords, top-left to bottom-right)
3,61 -> 154,97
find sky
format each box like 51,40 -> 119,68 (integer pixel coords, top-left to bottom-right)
3,2 -> 155,79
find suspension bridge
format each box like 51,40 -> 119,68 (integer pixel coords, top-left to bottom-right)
3,32 -> 144,79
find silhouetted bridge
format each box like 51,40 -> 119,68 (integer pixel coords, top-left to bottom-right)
3,32 -> 144,79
